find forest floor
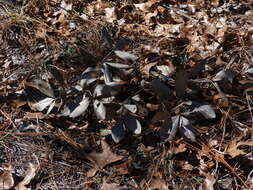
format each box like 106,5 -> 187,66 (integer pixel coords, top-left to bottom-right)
1,0 -> 253,189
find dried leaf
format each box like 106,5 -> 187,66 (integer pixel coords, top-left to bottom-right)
94,82 -> 126,98
0,164 -> 14,190
104,7 -> 116,23
212,70 -> 236,83
61,96 -> 90,118
83,67 -> 101,74
114,50 -> 138,62
124,115 -> 141,134
93,100 -> 106,120
93,84 -> 117,98
115,39 -> 128,50
25,79 -> 55,98
47,64 -> 65,86
141,62 -> 156,76
175,68 -> 188,98
101,182 -> 122,190
61,99 -> 78,117
190,103 -> 216,119
179,122 -> 196,142
60,0 -> 72,13
87,140 -> 123,177
157,65 -> 173,76
15,163 -> 39,190
149,79 -> 170,100
102,63 -> 113,84
111,119 -> 126,143
80,67 -> 100,87
199,173 -> 216,190
150,177 -> 169,190
226,129 -> 253,158
80,73 -> 98,87
151,111 -> 169,124
106,62 -> 132,69
101,27 -> 113,49
69,97 -> 90,118
31,97 -> 55,112
170,115 -> 196,142
123,104 -> 137,113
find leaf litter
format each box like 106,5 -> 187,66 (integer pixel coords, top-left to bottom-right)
1,0 -> 253,189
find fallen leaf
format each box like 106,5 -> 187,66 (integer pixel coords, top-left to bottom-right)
86,140 -> 124,177
47,64 -> 65,86
175,68 -> 188,98
123,104 -> 137,113
114,162 -> 129,175
60,0 -> 72,14
149,79 -> 170,100
115,39 -> 128,50
199,173 -> 216,190
226,129 -> 253,158
93,84 -> 118,98
101,182 -> 122,190
111,119 -> 126,143
157,65 -> 173,76
0,164 -> 14,190
104,7 -> 116,23
61,95 -> 90,118
170,115 -> 196,142
123,115 -> 141,134
150,177 -> 169,190
69,97 -> 90,118
191,104 -> 216,119
31,97 -> 55,112
25,79 -> 55,98
93,100 -> 106,120
106,62 -> 132,69
15,163 -> 39,190
212,70 -> 236,83
114,50 -> 138,62
141,62 -> 157,76
101,27 -> 113,49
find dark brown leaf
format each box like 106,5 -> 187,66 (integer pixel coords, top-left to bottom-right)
175,68 -> 188,98
86,140 -> 124,177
